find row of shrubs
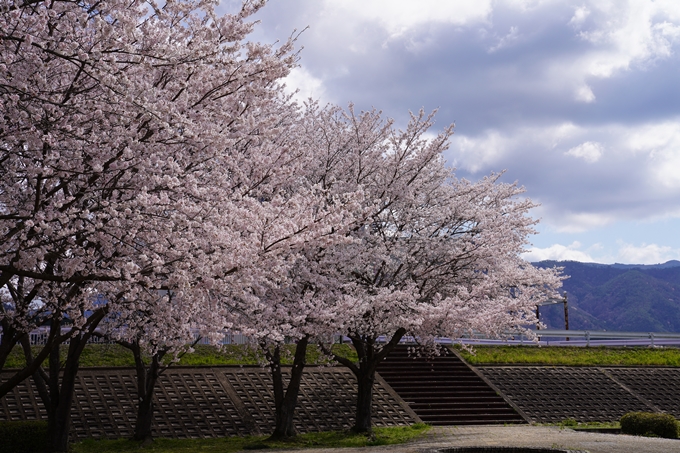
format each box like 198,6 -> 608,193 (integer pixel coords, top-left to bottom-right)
620,411 -> 679,439
0,420 -> 48,453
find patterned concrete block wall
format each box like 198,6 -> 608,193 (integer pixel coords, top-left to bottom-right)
0,366 -> 418,440
478,366 -> 680,423
5,364 -> 679,438
226,368 -> 417,434
606,368 -> 680,418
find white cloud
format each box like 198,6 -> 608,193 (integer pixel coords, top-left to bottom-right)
627,121 -> 680,189
452,130 -> 511,173
241,0 -> 680,254
576,1 -> 680,76
282,67 -> 326,102
616,242 -> 680,264
322,0 -> 492,38
536,0 -> 680,105
522,241 -> 596,262
488,26 -> 521,53
574,84 -> 596,103
524,241 -> 680,264
253,0 -> 680,111
325,0 -> 680,61
565,141 -> 603,163
569,6 -> 590,27
449,117 -> 680,233
553,212 -> 616,233
450,122 -> 586,173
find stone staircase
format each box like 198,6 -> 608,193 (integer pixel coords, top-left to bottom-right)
376,345 -> 525,425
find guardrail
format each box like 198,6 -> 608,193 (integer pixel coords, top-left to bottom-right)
2,328 -> 252,346
7,328 -> 680,348
439,329 -> 680,347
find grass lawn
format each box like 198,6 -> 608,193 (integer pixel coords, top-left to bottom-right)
6,343 -> 680,368
3,343 -> 358,369
456,345 -> 680,366
551,418 -> 620,429
71,424 -> 431,452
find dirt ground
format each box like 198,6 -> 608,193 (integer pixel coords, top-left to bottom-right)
289,425 -> 680,453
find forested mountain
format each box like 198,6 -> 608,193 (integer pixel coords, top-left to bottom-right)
533,260 -> 680,332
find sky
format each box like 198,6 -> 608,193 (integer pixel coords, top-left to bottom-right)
219,0 -> 680,265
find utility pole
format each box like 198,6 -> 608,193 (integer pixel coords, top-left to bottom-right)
535,293 -> 570,335
563,292 -> 569,341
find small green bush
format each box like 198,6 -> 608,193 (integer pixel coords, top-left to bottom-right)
0,420 -> 48,453
559,417 -> 578,427
620,412 -> 679,439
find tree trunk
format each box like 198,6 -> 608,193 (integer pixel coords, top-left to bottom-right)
0,273 -> 16,369
0,326 -> 57,398
0,275 -> 44,372
353,366 -> 375,433
134,392 -> 155,443
0,282 -> 83,399
45,310 -> 105,452
20,333 -> 50,408
128,341 -> 163,443
328,328 -> 407,434
118,336 -> 201,443
47,390 -> 73,453
267,336 -> 309,440
47,336 -> 81,452
0,321 -> 18,372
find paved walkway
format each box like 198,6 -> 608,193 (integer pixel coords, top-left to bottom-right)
292,426 -> 680,453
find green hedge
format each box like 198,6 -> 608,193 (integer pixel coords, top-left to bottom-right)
620,412 -> 679,439
0,420 -> 48,453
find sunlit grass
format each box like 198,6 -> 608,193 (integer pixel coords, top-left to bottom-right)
71,424 -> 431,452
547,418 -> 620,429
8,343 -> 680,368
456,345 -> 680,366
3,343 -> 358,369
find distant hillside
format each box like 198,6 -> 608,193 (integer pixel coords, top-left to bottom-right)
533,260 -> 680,332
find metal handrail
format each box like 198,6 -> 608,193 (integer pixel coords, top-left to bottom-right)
7,328 -> 680,347
532,329 -> 680,339
391,329 -> 680,347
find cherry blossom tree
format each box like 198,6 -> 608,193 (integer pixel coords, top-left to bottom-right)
228,220 -> 362,439
0,276 -> 65,412
1,0 -> 564,446
0,276 -> 48,371
99,287 -> 222,443
229,273 -> 327,440
220,102 -> 370,440
0,0 -> 313,449
300,107 -> 565,433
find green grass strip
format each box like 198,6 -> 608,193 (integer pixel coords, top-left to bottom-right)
3,344 -> 358,369
71,424 -> 431,452
545,418 -> 620,429
456,345 -> 680,366
9,342 -> 680,368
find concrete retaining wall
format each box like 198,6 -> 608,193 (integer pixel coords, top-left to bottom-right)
0,366 -> 418,440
